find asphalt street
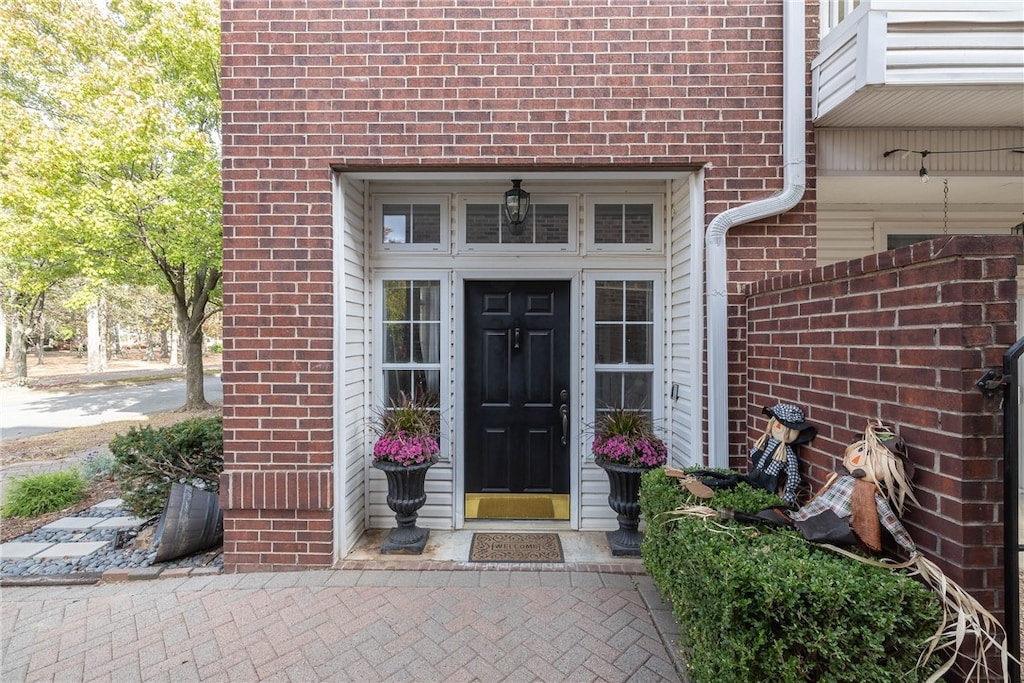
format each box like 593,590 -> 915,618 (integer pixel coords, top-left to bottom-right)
0,375 -> 223,441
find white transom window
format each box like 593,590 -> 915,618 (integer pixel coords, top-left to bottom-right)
458,195 -> 577,252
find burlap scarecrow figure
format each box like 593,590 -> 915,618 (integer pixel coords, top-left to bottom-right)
788,419 -> 915,553
746,403 -> 816,505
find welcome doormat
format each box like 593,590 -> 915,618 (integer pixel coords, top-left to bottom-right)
468,532 -> 564,563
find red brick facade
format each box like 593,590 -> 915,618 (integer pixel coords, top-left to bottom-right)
745,235 -> 1022,617
220,0 -> 817,570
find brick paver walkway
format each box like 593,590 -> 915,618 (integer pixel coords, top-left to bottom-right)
1,569 -> 684,682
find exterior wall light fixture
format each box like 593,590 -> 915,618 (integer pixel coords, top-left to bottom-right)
504,179 -> 531,235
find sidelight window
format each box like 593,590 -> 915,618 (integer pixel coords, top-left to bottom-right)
381,279 -> 442,408
593,279 -> 657,423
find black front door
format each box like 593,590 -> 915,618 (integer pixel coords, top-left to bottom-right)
464,280 -> 571,496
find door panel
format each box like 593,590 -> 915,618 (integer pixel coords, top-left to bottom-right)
465,281 -> 571,497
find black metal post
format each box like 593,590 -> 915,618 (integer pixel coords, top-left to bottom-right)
1003,336 -> 1023,683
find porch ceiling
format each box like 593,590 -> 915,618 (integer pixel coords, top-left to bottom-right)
813,85 -> 1024,128
818,174 -> 1024,208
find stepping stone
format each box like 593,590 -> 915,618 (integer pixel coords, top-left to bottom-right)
34,541 -> 109,560
40,517 -> 101,531
91,498 -> 124,509
93,516 -> 147,529
0,542 -> 55,560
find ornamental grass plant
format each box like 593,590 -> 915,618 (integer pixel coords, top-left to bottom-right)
2,470 -> 87,518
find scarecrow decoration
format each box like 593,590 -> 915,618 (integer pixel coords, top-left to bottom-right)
668,402 -> 816,505
746,403 -> 816,505
779,418 -> 916,553
669,417 -> 1013,682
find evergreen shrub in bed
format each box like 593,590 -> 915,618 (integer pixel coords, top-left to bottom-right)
639,468 -> 943,683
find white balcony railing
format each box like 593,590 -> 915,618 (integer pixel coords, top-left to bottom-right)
820,0 -> 862,36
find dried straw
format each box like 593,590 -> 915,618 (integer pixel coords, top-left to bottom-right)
861,418 -> 918,515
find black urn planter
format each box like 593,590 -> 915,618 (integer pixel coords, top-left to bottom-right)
596,459 -> 651,557
373,459 -> 433,554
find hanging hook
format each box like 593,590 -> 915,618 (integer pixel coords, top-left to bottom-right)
976,368 -> 1009,397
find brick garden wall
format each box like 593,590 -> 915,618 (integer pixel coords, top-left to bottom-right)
219,0 -> 818,570
745,235 -> 1022,618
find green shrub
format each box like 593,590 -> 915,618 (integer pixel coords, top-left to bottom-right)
109,416 -> 223,517
640,468 -> 944,683
2,470 -> 87,518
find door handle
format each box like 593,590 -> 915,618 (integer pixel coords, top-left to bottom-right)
513,327 -> 520,350
560,404 -> 569,445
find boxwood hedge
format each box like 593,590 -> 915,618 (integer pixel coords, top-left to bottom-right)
640,468 -> 944,683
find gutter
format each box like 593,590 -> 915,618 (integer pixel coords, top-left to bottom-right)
705,0 -> 808,468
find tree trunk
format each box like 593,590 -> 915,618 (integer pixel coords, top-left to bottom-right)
175,303 -> 209,410
168,326 -> 179,367
109,316 -> 121,358
87,302 -> 107,372
0,309 -> 7,373
10,317 -> 28,381
183,324 -> 208,410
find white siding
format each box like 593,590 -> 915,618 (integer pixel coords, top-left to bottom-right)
813,8 -> 886,120
338,175 -> 369,555
884,8 -> 1024,86
812,1 -> 1024,127
368,465 -> 455,531
667,173 -> 703,468
579,472 -> 617,531
817,211 -> 1018,266
818,129 -> 1024,174
579,270 -> 613,531
816,215 -> 874,266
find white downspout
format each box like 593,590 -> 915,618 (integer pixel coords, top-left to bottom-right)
705,0 -> 807,468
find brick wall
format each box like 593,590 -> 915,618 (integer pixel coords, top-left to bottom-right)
220,0 -> 817,570
745,235 -> 1022,619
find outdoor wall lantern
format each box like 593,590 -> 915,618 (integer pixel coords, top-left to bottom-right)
504,179 -> 531,235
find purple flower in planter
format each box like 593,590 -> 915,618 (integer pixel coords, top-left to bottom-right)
592,432 -> 667,468
372,392 -> 441,466
373,431 -> 440,467
590,406 -> 667,468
